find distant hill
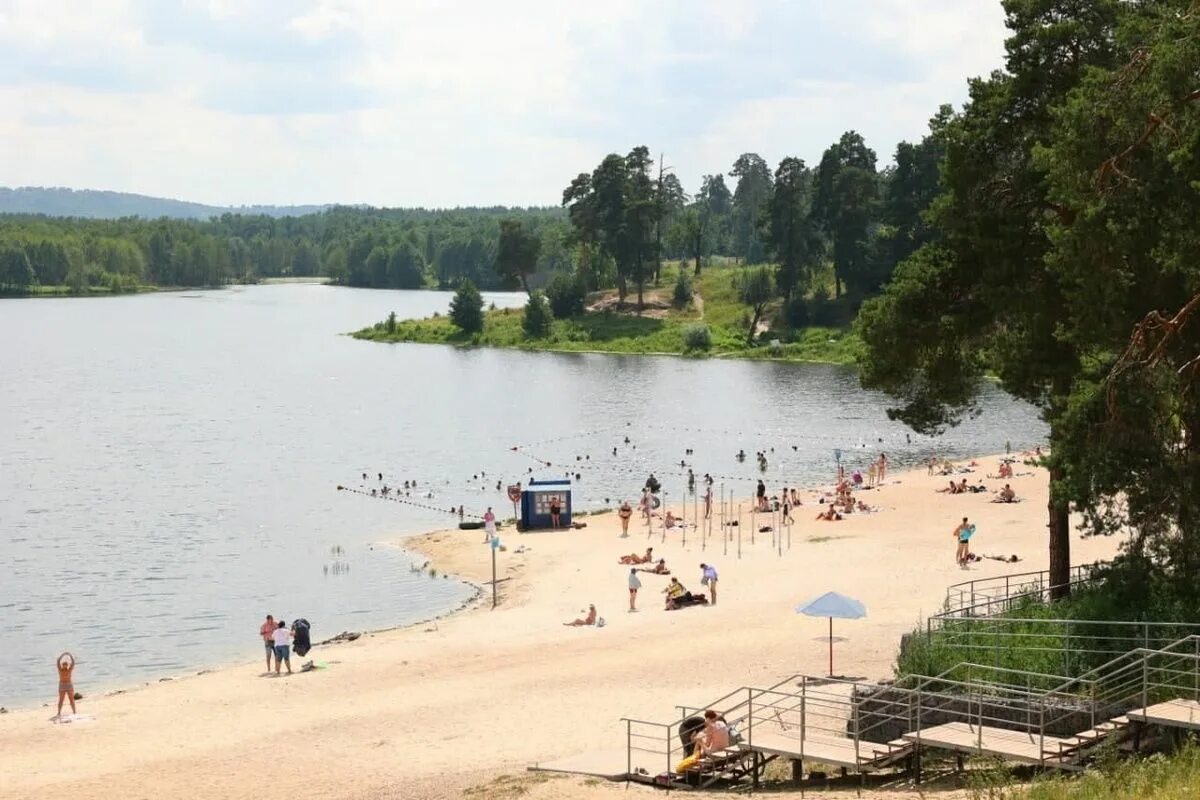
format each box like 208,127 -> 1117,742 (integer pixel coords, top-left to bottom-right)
0,187 -> 330,220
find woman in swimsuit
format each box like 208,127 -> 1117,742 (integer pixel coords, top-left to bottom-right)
56,652 -> 76,719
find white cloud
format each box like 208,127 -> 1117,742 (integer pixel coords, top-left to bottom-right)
0,0 -> 1010,206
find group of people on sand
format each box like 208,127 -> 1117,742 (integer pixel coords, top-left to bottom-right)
259,614 -> 312,676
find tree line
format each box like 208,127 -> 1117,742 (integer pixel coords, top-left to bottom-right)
0,207 -> 565,293
1,126 -> 942,304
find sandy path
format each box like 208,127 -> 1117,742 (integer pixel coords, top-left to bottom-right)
0,457 -> 1118,800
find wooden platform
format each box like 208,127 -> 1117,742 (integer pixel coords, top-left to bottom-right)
746,732 -> 912,770
902,722 -> 1073,765
1127,699 -> 1200,730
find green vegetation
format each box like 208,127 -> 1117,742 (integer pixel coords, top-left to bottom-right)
856,0 -> 1200,598
448,280 -> 484,335
353,262 -> 862,364
0,206 -> 566,295
973,745 -> 1200,800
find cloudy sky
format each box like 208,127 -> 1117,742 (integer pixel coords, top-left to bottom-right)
0,0 -> 1009,208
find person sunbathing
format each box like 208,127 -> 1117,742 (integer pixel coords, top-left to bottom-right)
563,605 -> 597,626
665,511 -> 678,528
855,500 -> 873,513
995,484 -> 1017,503
618,548 -> 653,565
937,480 -> 957,493
639,558 -> 670,575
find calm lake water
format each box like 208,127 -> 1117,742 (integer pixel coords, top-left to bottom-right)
0,284 -> 1045,707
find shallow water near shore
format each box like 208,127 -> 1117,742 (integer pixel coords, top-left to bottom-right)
0,284 -> 1044,707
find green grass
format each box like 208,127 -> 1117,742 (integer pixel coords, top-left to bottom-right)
988,745 -> 1200,799
351,262 -> 863,365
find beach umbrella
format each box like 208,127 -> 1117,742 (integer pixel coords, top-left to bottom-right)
795,591 -> 867,677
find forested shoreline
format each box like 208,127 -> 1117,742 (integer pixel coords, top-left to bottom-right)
0,115 -> 940,305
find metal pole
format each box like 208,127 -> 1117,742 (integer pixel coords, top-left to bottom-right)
492,545 -> 497,609
737,504 -> 742,559
829,617 -> 834,677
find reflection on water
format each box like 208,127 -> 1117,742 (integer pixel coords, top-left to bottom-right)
0,285 -> 1044,705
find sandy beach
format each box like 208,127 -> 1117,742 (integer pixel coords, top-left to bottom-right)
0,457 -> 1119,800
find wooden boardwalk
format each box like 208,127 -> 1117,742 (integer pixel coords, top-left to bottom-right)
1127,699 -> 1200,730
902,722 -> 1074,765
747,731 -> 913,770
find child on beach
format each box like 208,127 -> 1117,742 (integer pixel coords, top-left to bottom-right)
55,652 -> 76,719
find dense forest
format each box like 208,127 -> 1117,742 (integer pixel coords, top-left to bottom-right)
0,124 -> 941,303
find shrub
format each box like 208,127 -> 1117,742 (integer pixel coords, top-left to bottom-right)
544,272 -> 586,318
682,323 -> 712,352
522,290 -> 552,338
672,270 -> 693,309
783,296 -> 809,328
449,280 -> 484,334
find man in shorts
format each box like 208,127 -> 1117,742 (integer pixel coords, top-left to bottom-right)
259,614 -> 276,672
700,563 -> 719,605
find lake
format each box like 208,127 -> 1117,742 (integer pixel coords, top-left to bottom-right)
0,284 -> 1045,706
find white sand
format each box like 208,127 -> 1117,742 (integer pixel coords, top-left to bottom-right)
0,457 -> 1118,799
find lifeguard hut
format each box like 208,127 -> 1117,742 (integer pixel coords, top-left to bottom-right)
520,479 -> 572,530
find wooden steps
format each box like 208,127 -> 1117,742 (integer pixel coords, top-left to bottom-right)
744,732 -> 913,770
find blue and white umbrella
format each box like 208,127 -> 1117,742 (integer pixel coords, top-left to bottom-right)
796,591 -> 867,677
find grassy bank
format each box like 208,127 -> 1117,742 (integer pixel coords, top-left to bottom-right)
0,284 -> 160,298
351,263 -> 863,365
1008,746 -> 1200,799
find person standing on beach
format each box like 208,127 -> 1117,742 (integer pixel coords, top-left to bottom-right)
640,488 -> 652,521
273,621 -> 292,675
259,614 -> 276,672
699,563 -> 719,605
952,517 -> 971,567
618,500 -> 633,537
55,652 -> 76,719
756,480 -> 766,511
628,568 -> 642,611
704,485 -> 713,519
483,507 -> 496,542
549,496 -> 562,528
878,453 -> 888,483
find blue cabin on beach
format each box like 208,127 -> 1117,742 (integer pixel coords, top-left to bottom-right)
520,479 -> 572,530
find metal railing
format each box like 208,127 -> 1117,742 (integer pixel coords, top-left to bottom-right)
939,562 -> 1106,620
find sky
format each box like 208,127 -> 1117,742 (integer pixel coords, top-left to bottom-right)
0,0 -> 1010,208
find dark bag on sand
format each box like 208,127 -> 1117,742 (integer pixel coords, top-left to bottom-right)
292,618 -> 312,657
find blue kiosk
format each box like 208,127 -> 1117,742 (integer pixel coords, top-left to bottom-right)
520,479 -> 572,530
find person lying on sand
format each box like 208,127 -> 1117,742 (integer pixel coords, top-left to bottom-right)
563,605 -> 597,626
618,548 -> 653,565
638,558 -> 670,575
855,500 -> 874,513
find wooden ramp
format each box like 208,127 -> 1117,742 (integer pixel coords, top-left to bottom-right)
747,732 -> 913,771
528,748 -> 631,780
1128,699 -> 1200,730
903,722 -> 1074,766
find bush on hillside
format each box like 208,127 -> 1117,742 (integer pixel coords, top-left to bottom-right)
449,280 -> 484,334
682,323 -> 711,352
672,271 -> 693,309
544,272 -> 586,318
522,290 -> 552,338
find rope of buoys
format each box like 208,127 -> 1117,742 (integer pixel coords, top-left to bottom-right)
336,485 -> 485,520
